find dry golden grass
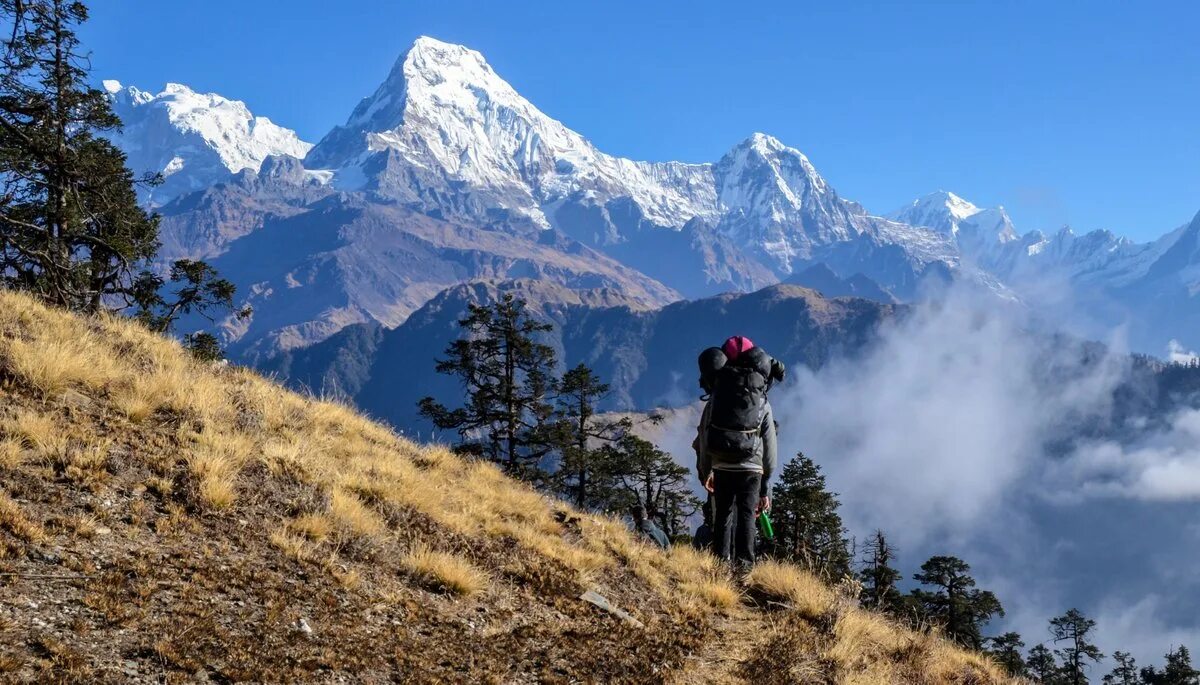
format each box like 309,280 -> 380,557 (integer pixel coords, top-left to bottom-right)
401,545 -> 488,596
288,513 -> 332,542
2,410 -> 69,462
0,336 -> 116,396
679,580 -> 742,610
329,489 -> 384,537
0,438 -> 24,469
0,491 -> 45,542
0,289 -> 1015,684
269,529 -> 314,562
745,560 -> 836,619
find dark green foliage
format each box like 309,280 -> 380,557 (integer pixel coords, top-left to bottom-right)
603,434 -> 700,537
184,332 -> 223,362
770,452 -> 851,578
132,258 -> 246,335
549,363 -> 632,509
858,529 -> 903,614
0,0 -> 158,311
1050,609 -> 1103,685
1141,646 -> 1200,685
909,555 -> 1004,650
987,632 -> 1027,678
0,0 -> 238,349
1027,643 -> 1060,684
1102,651 -> 1137,685
418,295 -> 557,480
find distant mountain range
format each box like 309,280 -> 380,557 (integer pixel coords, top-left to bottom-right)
261,280 -> 898,432
101,36 -> 1200,359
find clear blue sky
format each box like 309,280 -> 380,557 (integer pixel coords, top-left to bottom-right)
81,1 -> 1199,241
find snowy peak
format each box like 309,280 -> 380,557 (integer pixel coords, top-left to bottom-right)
105,81 -> 312,205
889,190 -> 1018,253
306,36 -> 715,228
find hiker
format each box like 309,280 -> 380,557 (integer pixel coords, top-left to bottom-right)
630,504 -> 670,549
693,335 -> 781,570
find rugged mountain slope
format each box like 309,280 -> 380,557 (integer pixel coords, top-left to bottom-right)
102,36 -> 1200,355
104,81 -> 314,205
0,291 -> 1009,683
195,196 -> 679,360
265,280 -> 898,433
301,37 -> 962,297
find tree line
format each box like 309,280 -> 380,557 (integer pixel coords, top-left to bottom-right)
0,0 -> 241,358
421,295 -> 1199,684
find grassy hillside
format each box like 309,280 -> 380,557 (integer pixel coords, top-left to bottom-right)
0,290 -> 1013,684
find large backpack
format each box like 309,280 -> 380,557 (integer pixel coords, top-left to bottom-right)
704,346 -> 773,464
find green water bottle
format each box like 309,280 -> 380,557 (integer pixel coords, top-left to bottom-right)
757,511 -> 775,540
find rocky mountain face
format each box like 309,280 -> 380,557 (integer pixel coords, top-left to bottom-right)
262,279 -> 898,433
106,36 -> 1200,358
104,81 -> 314,205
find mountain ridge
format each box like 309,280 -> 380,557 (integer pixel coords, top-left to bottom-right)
102,35 -> 1200,356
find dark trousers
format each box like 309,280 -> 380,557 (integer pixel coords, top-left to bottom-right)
712,470 -> 760,564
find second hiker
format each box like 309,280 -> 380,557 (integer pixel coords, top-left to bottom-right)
693,335 -> 782,571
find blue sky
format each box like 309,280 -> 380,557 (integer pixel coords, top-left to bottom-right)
82,1 -> 1199,241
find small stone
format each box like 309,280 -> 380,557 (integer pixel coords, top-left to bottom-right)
94,526 -> 112,536
295,617 -> 313,636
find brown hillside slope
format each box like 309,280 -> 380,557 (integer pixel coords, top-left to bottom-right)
0,290 -> 1014,684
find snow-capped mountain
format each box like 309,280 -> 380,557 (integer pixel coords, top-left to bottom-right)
304,37 -> 958,294
888,191 -> 1017,267
104,81 -> 313,205
305,37 -> 714,230
100,36 -> 1200,357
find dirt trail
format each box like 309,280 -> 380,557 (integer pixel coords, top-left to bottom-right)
670,609 -> 770,685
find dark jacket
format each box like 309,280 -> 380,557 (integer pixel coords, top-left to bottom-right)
693,399 -> 778,496
635,519 -> 670,549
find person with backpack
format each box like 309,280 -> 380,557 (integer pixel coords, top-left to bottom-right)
693,335 -> 782,571
629,503 -> 670,549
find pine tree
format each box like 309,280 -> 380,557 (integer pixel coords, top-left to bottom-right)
605,434 -> 699,538
418,295 -> 556,481
858,529 -> 903,614
549,363 -> 630,509
1142,646 -> 1200,685
0,0 -> 239,344
1050,609 -> 1103,685
987,632 -> 1027,678
1102,651 -> 1137,685
1027,643 -> 1061,684
770,452 -> 851,578
910,556 -> 1004,650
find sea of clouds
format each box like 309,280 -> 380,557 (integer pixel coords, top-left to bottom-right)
655,287 -> 1200,671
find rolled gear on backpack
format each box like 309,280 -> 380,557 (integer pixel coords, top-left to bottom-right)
697,346 -> 727,397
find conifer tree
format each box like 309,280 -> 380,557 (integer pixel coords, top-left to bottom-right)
910,555 -> 1004,650
549,363 -> 631,509
1141,645 -> 1200,685
858,529 -> 903,614
1050,609 -> 1103,685
770,452 -> 851,578
1027,643 -> 1061,684
418,295 -> 556,480
987,632 -> 1028,678
1102,651 -> 1137,685
605,434 -> 699,537
0,0 -> 239,347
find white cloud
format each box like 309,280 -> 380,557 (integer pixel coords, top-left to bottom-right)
1168,339 -> 1198,365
